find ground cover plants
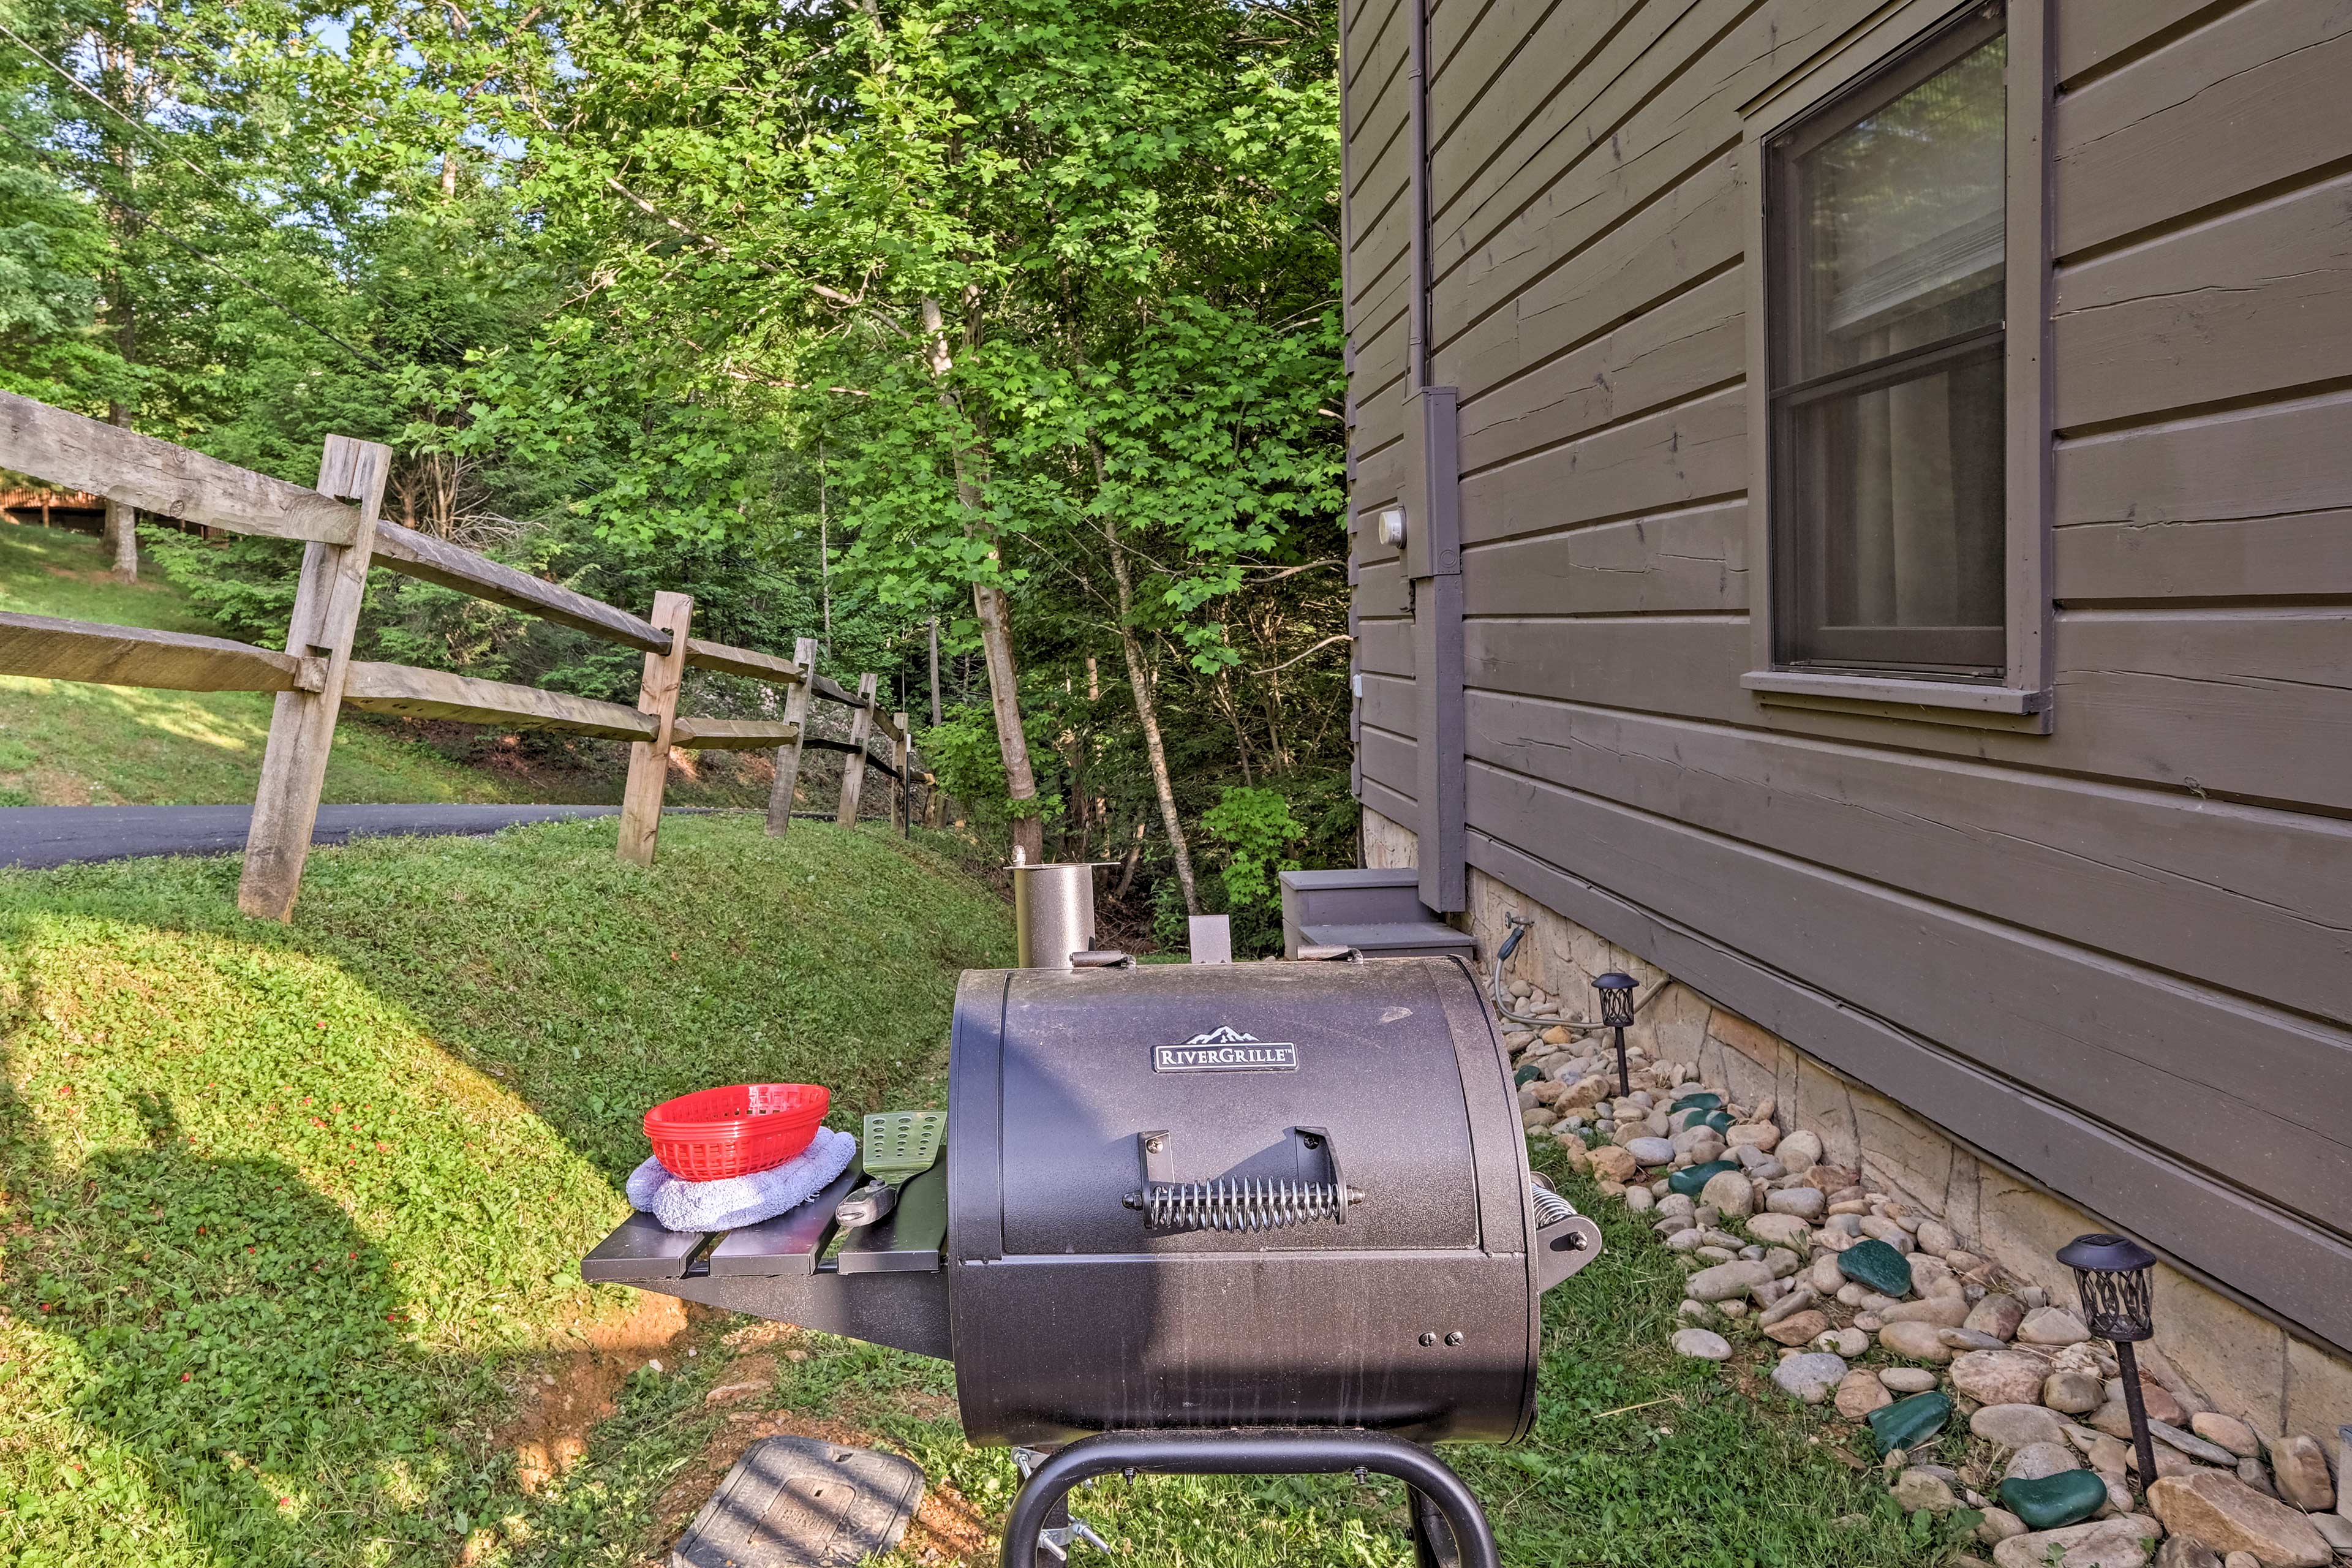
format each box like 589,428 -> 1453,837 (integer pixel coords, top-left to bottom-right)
0,812 -> 1964,1565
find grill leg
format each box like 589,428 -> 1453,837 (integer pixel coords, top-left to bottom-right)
1409,1485 -> 1464,1568
997,1429 -> 1498,1568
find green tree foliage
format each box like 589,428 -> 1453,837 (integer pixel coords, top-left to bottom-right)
1,0 -> 1357,948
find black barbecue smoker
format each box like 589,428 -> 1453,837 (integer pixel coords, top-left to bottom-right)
585,947 -> 1603,1566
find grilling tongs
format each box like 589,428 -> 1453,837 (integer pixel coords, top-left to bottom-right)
833,1110 -> 945,1230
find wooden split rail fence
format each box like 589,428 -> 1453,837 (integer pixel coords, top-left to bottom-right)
0,390 -> 929,921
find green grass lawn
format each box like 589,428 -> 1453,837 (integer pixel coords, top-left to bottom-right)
0,525 -> 548,809
0,813 -> 1963,1567
0,524 -> 777,810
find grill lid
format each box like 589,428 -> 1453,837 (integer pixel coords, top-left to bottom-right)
986,959 -> 1488,1256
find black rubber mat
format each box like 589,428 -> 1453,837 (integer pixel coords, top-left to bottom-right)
669,1436 -> 924,1567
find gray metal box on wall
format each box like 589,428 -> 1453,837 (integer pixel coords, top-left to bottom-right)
1280,868 -> 1476,961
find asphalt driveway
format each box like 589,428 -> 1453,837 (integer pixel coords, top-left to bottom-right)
0,804 -> 620,870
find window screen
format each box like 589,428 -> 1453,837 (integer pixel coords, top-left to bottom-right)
1768,4 -> 2007,676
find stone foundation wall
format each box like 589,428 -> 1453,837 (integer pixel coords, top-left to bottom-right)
1360,804 -> 2352,1454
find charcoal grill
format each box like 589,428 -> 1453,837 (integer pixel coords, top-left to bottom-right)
585,952 -> 1603,1566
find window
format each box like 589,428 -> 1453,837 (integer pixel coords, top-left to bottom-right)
1768,5 -> 2008,679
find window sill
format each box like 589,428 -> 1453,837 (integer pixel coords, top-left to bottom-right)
1741,669 -> 2052,733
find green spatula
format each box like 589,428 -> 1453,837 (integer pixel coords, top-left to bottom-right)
834,1111 -> 944,1229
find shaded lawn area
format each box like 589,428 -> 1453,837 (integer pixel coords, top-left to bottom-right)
0,816 -> 1009,1566
0,810 -> 1967,1566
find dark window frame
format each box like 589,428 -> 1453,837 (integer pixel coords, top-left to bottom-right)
1740,0 -> 2054,731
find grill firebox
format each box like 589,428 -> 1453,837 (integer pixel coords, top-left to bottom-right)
584,952 -> 1604,1564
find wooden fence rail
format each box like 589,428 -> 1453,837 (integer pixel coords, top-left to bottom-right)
0,390 -> 929,919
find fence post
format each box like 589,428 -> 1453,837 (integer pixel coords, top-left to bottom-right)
236,435 -> 391,922
766,635 -> 818,835
891,712 -> 910,835
834,671 -> 879,827
617,591 -> 692,867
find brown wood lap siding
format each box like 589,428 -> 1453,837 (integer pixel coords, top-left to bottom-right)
1343,0 -> 2352,1352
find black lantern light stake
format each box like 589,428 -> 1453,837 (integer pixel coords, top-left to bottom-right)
1594,971 -> 1637,1096
2057,1232 -> 2160,1496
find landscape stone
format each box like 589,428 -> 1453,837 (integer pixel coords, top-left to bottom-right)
1764,1310 -> 1831,1348
1777,1128 -> 1822,1172
1972,1403 -> 2073,1451
2017,1308 -> 2093,1347
1757,1286 -> 1819,1327
1587,1145 -> 1638,1183
1746,1213 -> 1812,1246
1867,1392 -> 1953,1456
1668,1091 -> 1721,1114
1668,1159 -> 1740,1197
1916,1218 -> 1957,1257
2146,1472 -> 2332,1567
2223,1555 -> 2261,1568
1859,1216 -> 1915,1251
2264,1433 -> 2334,1512
1686,1259 -> 1776,1303
2044,1371 -> 2105,1414
2187,1414 -> 2258,1459
1808,1254 -> 1844,1294
1663,1227 -> 1705,1252
1955,1351 -> 2059,1407
1882,1366 -> 1941,1395
1879,1321 -> 1956,1364
2152,1539 -> 2222,1568
1991,1516 -> 2162,1568
1893,1468 -> 1960,1515
1671,1327 -> 1732,1362
1700,1167 -> 1755,1218
1838,1238 -> 1914,1298
2309,1513 -> 2352,1554
1626,1136 -> 1676,1166
1909,1256 -> 1963,1300
1880,1295 -> 1971,1327
1825,1326 -> 1869,1358
1624,1186 -> 1654,1213
1978,1508 -> 2029,1546
2152,1420 -> 2239,1468
1836,1366 -> 1894,1420
1806,1164 -> 1860,1193
2007,1442 -> 2086,1482
1762,1186 -> 1826,1221
1941,1327 -> 2013,1352
1771,1352 -> 1849,1404
2000,1469 -> 2109,1529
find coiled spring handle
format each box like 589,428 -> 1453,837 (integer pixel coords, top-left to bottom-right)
1124,1178 -> 1366,1232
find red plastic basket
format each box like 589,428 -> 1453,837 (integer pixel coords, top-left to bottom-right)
643,1084 -> 829,1182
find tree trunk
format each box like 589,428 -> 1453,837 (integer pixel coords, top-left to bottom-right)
924,295 -> 1044,863
105,401 -> 137,579
1103,517 -> 1199,914
971,579 -> 1043,864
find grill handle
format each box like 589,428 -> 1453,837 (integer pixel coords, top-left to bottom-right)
1124,1126 -> 1365,1231
998,1429 -> 1499,1568
1531,1174 -> 1604,1291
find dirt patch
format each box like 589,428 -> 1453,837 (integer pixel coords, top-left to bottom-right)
647,1337 -> 993,1564
497,1292 -> 697,1495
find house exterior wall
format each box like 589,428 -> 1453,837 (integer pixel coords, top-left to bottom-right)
1366,805 -> 2352,1449
1343,0 -> 2352,1376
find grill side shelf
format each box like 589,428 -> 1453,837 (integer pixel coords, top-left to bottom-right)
837,1163 -> 946,1273
581,1212 -> 709,1283
704,1159 -> 866,1277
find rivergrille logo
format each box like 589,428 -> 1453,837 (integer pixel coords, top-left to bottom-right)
1152,1026 -> 1299,1073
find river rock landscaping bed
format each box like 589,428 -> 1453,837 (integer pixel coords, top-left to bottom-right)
1504,978 -> 2350,1568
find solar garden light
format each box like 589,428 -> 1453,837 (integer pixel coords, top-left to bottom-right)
1594,971 -> 1637,1096
2057,1232 -> 2160,1494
